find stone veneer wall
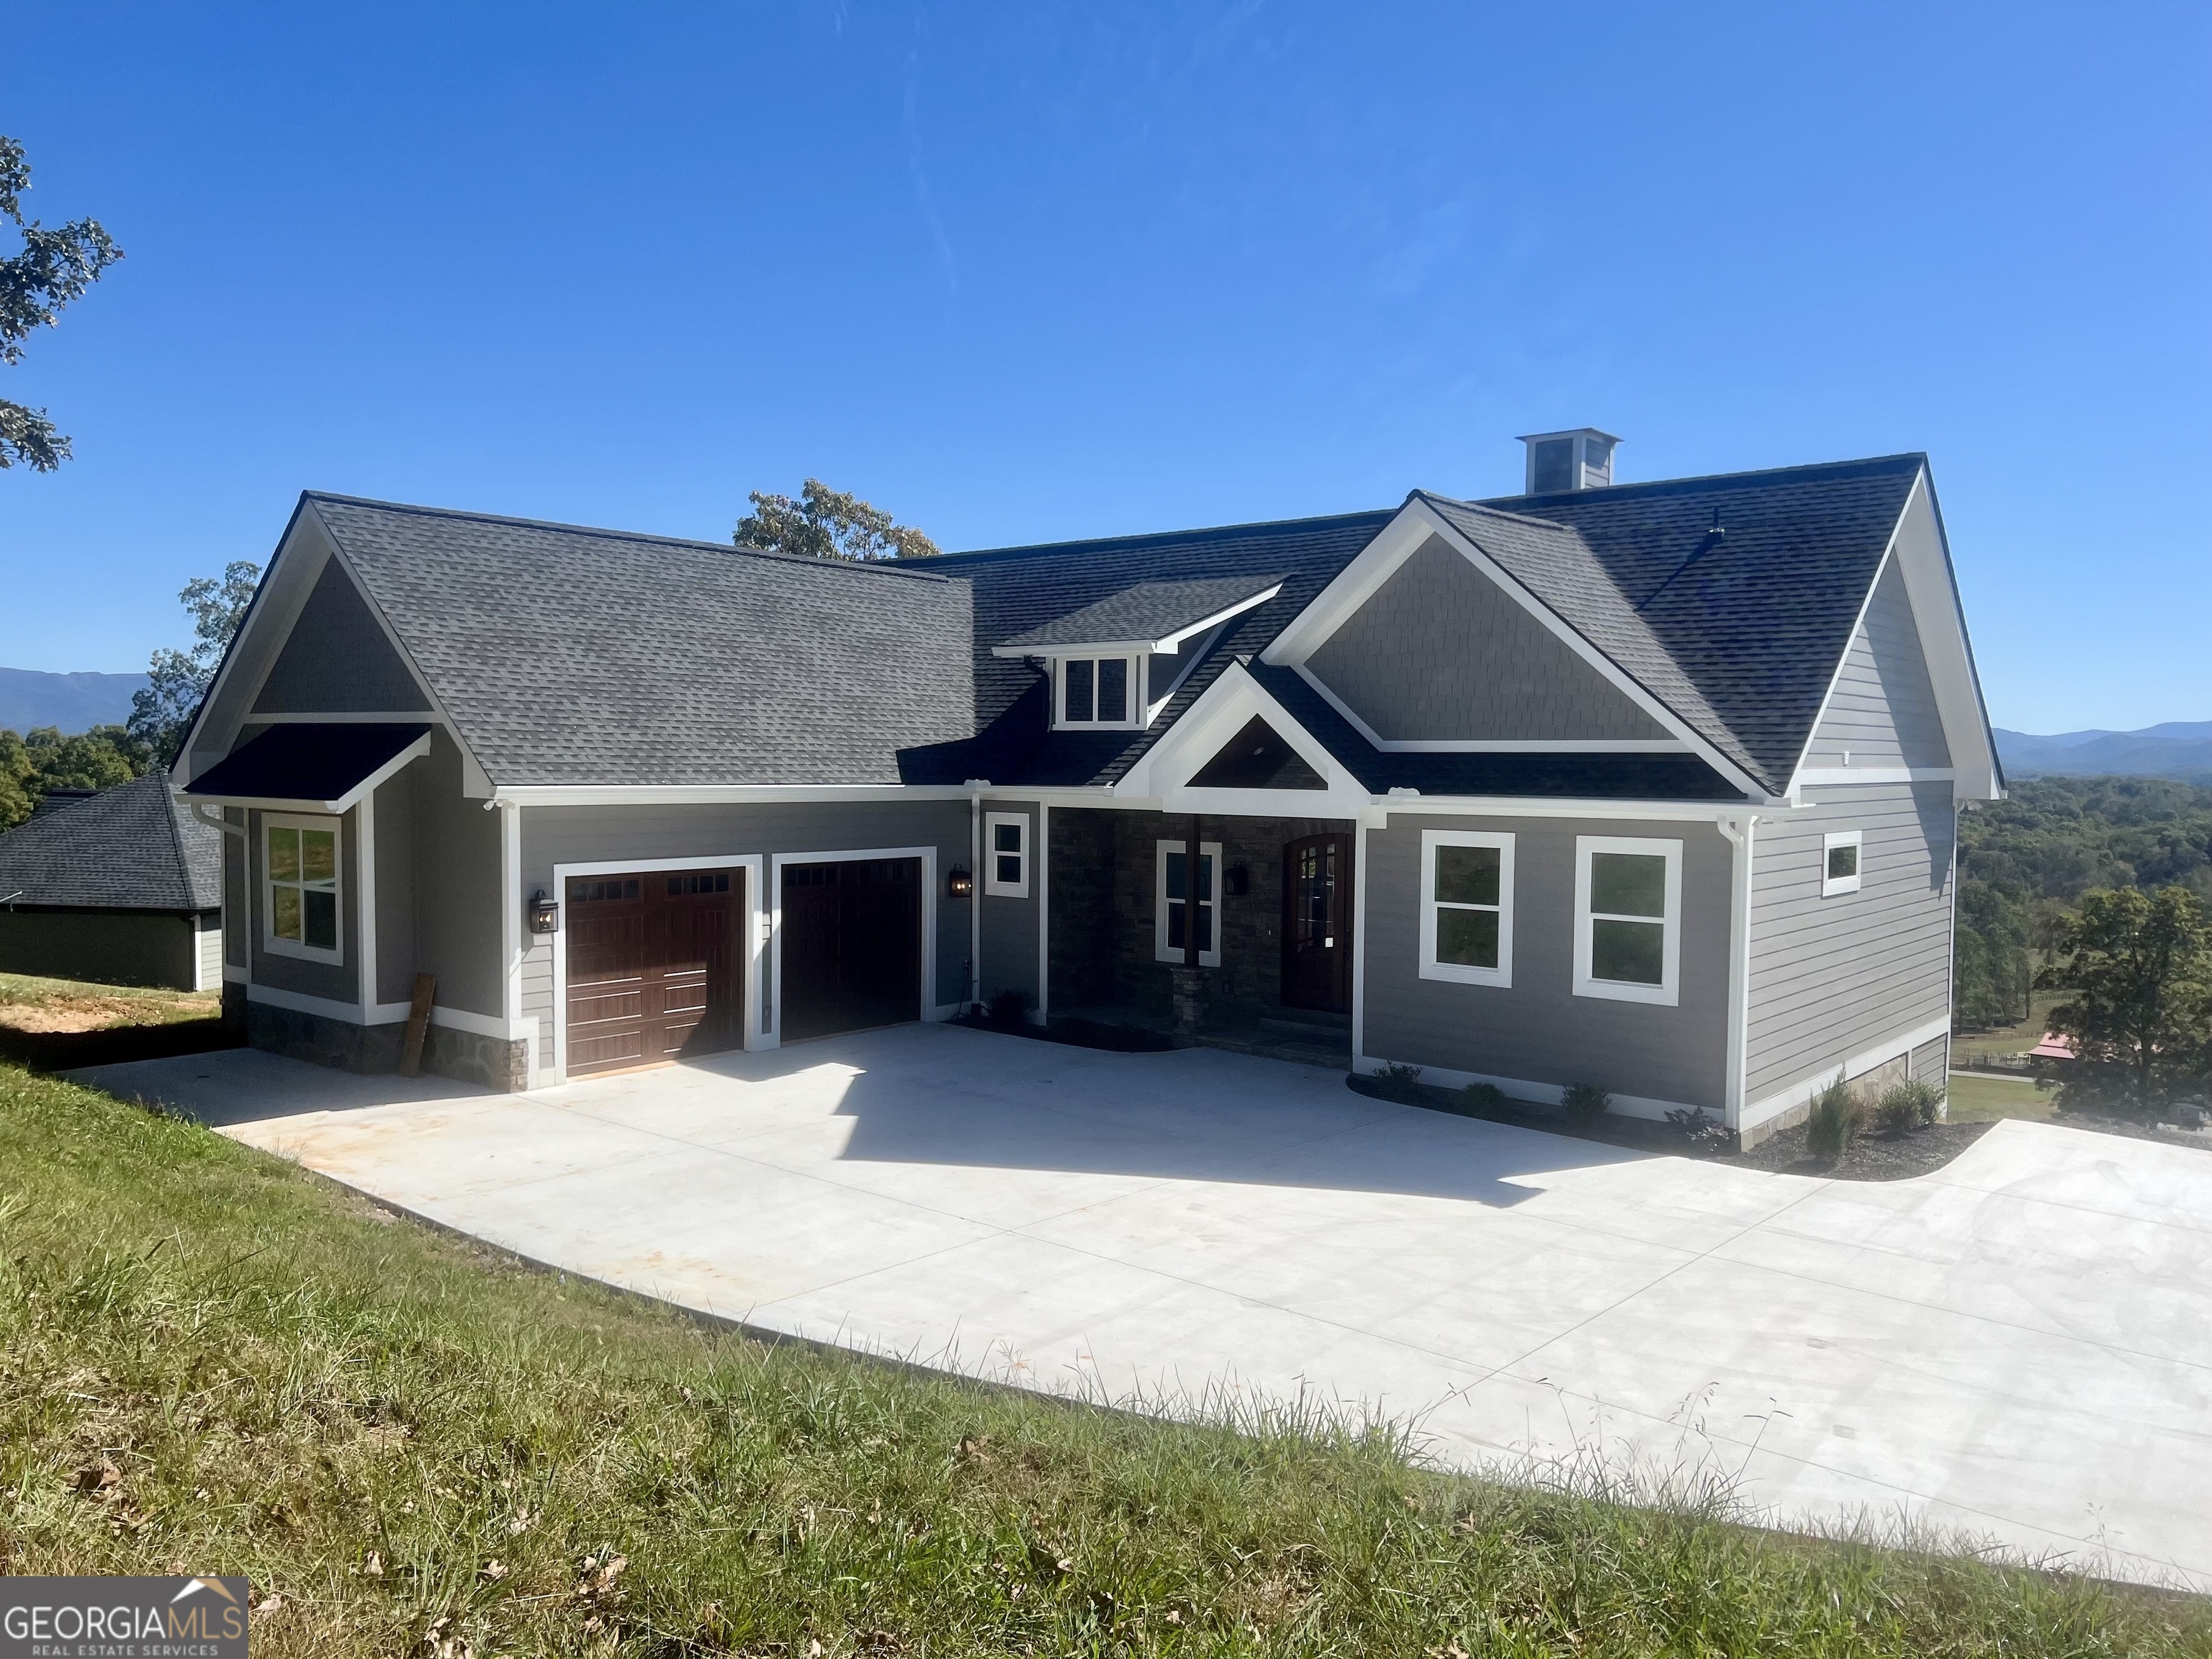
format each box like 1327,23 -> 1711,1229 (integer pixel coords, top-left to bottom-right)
1050,808 -> 1353,1026
244,1000 -> 529,1092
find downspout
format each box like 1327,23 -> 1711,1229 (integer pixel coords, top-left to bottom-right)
1717,812 -> 1755,1134
968,787 -> 982,1014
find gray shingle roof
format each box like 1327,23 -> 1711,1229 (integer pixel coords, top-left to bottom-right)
928,509 -> 1398,788
0,773 -> 222,911
1431,453 -> 1928,794
239,457 -> 1936,802
305,495 -> 976,788
997,575 -> 1284,651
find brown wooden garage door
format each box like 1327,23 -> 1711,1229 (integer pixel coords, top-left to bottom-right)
565,868 -> 744,1076
780,857 -> 921,1041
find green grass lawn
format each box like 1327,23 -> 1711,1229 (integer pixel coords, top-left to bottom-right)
0,968 -> 220,1028
1951,993 -> 2064,1066
4,1065 -> 2206,1656
1946,1071 -> 2062,1125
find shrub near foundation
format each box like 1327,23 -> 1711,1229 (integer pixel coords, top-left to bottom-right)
1561,1081 -> 1611,1123
1876,1079 -> 1946,1134
1807,1076 -> 1863,1160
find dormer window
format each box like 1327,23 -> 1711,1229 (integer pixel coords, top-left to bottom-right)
1056,654 -> 1143,729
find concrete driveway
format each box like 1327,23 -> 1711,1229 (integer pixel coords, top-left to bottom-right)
76,1023 -> 2212,1588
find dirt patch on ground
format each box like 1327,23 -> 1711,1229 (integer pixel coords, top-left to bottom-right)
0,995 -> 214,1035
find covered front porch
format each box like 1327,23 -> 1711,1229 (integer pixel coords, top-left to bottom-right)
1040,805 -> 1358,1068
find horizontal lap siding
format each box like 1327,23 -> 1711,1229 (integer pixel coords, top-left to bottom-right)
1745,782 -> 1954,1101
979,804 -> 1040,1010
1362,812 -> 1731,1112
519,799 -> 974,1069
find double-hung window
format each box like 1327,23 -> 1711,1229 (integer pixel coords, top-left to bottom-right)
1573,835 -> 1681,1005
1822,830 -> 1862,896
1056,655 -> 1142,729
1155,839 -> 1220,966
264,812 -> 342,963
984,811 -> 1030,898
1419,830 -> 1513,986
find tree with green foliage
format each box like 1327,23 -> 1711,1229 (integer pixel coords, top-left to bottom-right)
2040,885 -> 2212,1102
128,561 -> 264,765
1,135 -> 124,472
734,479 -> 941,562
0,724 -> 153,832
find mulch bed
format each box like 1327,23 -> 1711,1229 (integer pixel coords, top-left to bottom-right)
1721,1118 -> 1996,1180
1350,1073 -> 2212,1182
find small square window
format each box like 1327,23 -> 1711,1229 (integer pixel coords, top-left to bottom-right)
1055,655 -> 1146,729
984,811 -> 1030,899
1822,830 -> 1862,896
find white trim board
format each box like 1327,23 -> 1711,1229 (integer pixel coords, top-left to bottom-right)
243,981 -> 535,1043
546,853 -> 772,1085
1354,1052 -> 1704,1125
492,783 -> 981,807
987,583 -> 1282,657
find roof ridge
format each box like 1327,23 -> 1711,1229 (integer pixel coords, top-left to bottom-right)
930,505 -> 1398,565
152,772 -> 199,904
1476,451 -> 1925,508
1412,492 -> 1590,535
302,492 -> 953,583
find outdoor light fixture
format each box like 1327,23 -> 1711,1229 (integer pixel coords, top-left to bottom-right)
1224,863 -> 1251,896
947,866 -> 975,899
528,889 -> 559,933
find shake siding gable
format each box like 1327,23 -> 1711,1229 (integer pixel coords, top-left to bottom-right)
1304,537 -> 1672,744
251,557 -> 433,714
1806,559 -> 1951,770
1743,780 -> 1955,1106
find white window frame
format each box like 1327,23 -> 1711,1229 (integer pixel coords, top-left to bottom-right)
1054,654 -> 1146,731
1154,838 -> 1221,966
984,811 -> 1030,899
1419,829 -> 1514,987
1573,835 -> 1681,1006
262,811 -> 344,965
1822,829 -> 1863,897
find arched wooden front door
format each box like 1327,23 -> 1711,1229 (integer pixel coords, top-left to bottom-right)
1280,832 -> 1352,1014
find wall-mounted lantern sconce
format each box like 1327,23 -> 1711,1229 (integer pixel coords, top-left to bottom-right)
528,889 -> 560,934
1224,863 -> 1251,897
946,866 -> 975,899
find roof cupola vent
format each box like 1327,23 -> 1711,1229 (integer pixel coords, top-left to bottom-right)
1518,428 -> 1619,494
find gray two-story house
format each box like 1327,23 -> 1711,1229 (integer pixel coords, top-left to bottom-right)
174,432 -> 1999,1145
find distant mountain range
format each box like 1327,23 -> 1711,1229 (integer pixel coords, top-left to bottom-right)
1995,721 -> 2212,783
0,667 -> 150,734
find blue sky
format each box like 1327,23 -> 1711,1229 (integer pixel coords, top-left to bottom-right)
3,2 -> 2206,732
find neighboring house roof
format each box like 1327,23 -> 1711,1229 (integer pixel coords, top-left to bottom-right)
0,773 -> 221,912
301,494 -> 977,788
996,574 -> 1284,652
